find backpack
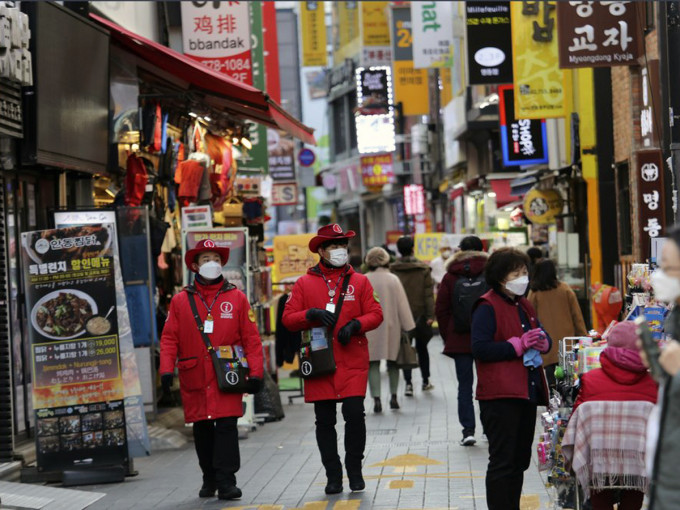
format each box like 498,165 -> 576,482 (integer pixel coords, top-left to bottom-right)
451,263 -> 489,333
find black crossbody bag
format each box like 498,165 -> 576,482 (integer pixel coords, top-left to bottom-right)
299,273 -> 352,379
187,286 -> 250,393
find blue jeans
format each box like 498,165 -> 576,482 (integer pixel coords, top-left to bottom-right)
453,354 -> 475,432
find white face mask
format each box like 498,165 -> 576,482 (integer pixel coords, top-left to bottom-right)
651,269 -> 680,303
327,248 -> 349,267
441,250 -> 452,259
505,275 -> 529,296
198,260 -> 223,280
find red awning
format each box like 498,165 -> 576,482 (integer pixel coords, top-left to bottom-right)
90,14 -> 316,145
490,179 -> 514,207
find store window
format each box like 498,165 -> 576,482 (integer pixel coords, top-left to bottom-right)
617,162 -> 632,256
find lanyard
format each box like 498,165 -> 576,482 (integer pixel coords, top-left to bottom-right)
315,266 -> 347,302
197,290 -> 221,320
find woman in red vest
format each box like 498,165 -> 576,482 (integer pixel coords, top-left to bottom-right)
471,247 -> 551,510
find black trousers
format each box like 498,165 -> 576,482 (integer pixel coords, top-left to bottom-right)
403,335 -> 431,384
313,397 -> 366,481
479,399 -> 537,510
193,417 -> 240,488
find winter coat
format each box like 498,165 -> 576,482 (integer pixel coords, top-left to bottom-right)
275,293 -> 301,366
528,281 -> 587,366
160,278 -> 264,423
282,263 -> 383,402
435,251 -> 488,356
572,349 -> 658,412
365,268 -> 415,361
390,256 -> 435,322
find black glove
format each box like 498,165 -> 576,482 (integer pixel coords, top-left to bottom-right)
306,308 -> 337,328
246,377 -> 263,395
161,373 -> 174,394
337,319 -> 361,345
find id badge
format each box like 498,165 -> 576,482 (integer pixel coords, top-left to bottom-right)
325,303 -> 336,314
204,319 -> 214,334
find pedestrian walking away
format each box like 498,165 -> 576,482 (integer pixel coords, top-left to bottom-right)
470,247 -> 551,510
159,239 -> 264,501
364,246 -> 415,413
435,235 -> 488,446
391,236 -> 436,396
282,224 -> 383,495
430,238 -> 453,290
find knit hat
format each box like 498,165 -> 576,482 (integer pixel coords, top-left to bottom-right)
606,321 -> 638,350
365,247 -> 390,268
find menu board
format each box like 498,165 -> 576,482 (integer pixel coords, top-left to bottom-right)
21,224 -> 127,471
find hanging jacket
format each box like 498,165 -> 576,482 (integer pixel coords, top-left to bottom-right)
125,154 -> 147,207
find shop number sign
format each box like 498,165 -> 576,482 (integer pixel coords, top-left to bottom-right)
637,150 -> 666,261
271,182 -> 298,206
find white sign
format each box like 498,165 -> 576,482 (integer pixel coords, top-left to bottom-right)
404,184 -> 425,215
271,182 -> 298,206
180,1 -> 252,83
181,205 -> 213,230
355,115 -> 396,154
410,2 -> 454,68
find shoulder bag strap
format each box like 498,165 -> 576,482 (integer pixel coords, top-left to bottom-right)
187,292 -> 220,361
331,273 -> 353,334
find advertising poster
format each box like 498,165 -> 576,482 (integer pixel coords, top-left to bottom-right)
300,1 -> 327,67
360,1 -> 391,66
510,1 -> 567,119
361,154 -> 395,189
411,1 -> 454,68
466,1 -> 513,85
181,1 -> 253,84
21,225 -> 127,471
268,129 -> 296,181
272,234 -> 318,285
414,233 -> 465,263
390,6 -> 429,116
498,85 -> 549,167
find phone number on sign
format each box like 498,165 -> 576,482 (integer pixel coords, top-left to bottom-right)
199,58 -> 251,73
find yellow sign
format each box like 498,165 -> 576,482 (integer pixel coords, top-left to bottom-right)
414,233 -> 465,262
440,67 -> 453,107
511,2 -> 567,119
361,1 -> 390,46
523,188 -> 564,224
334,1 -> 361,62
393,61 -> 429,116
271,234 -> 319,285
300,2 -> 327,67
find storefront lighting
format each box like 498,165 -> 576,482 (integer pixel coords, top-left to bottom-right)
240,137 -> 252,150
188,112 -> 198,118
131,143 -> 139,152
232,137 -> 239,145
488,192 -> 497,198
203,116 -> 211,122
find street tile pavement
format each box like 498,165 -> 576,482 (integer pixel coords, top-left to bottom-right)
75,338 -> 556,510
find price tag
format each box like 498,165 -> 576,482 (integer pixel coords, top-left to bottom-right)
204,319 -> 214,334
325,303 -> 336,313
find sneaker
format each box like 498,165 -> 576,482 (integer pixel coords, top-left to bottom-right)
405,383 -> 414,397
460,429 -> 476,446
422,382 -> 434,391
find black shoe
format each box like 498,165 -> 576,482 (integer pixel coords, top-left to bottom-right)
198,481 -> 217,498
389,395 -> 399,410
349,474 -> 365,492
217,486 -> 242,500
325,479 -> 343,494
460,428 -> 476,446
373,397 -> 382,413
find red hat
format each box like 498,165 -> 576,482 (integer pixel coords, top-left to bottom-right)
184,239 -> 230,270
309,224 -> 356,253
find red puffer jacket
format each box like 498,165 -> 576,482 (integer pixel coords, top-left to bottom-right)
572,349 -> 658,412
160,278 -> 264,423
282,263 -> 383,402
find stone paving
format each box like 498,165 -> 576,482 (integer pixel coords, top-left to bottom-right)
73,338 -> 556,510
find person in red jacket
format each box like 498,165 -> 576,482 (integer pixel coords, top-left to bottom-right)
160,239 -> 264,501
572,320 -> 657,510
435,235 -> 488,446
283,224 -> 383,495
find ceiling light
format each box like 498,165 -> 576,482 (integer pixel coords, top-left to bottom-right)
188,112 -> 198,118
488,192 -> 497,198
240,137 -> 252,150
232,137 -> 239,145
203,116 -> 211,122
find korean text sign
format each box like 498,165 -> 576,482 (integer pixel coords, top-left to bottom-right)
181,1 -> 253,84
410,1 -> 454,68
636,150 -> 666,261
557,1 -> 643,68
361,154 -> 395,188
498,85 -> 549,167
300,1 -> 327,67
466,2 -> 513,85
21,224 -> 127,472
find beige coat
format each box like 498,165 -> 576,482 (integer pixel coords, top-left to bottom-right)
528,281 -> 587,365
365,268 -> 416,361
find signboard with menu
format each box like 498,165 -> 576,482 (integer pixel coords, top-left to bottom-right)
465,1 -> 513,85
21,225 -> 127,472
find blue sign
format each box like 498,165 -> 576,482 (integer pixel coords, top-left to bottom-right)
298,148 -> 316,167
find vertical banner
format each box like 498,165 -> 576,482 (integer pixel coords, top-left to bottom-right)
268,129 -> 297,181
334,1 -> 360,63
410,1 -> 454,68
360,1 -> 391,66
510,1 -> 566,119
263,2 -> 281,104
636,150 -> 666,261
390,6 -> 429,116
498,85 -> 549,167
181,2 -> 253,84
22,225 -> 127,472
300,1 -> 327,67
466,1 -> 513,85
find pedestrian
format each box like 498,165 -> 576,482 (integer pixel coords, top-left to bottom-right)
527,246 -> 544,271
430,238 -> 453,289
644,231 -> 680,510
282,224 -> 383,495
470,247 -> 551,510
160,239 -> 264,501
528,259 -> 587,390
390,236 -> 436,395
569,321 -> 657,510
435,235 -> 488,446
364,246 -> 415,413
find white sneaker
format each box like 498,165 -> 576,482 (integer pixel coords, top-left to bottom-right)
405,383 -> 414,397
460,435 -> 476,446
422,382 -> 434,391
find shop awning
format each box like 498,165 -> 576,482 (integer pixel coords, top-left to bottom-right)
510,172 -> 540,197
90,14 -> 316,145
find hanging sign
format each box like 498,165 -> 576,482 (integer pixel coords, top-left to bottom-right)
410,1 -> 454,68
498,85 -> 549,167
404,184 -> 425,216
21,225 -> 127,472
355,66 -> 396,154
333,1 -> 360,63
360,1 -> 391,66
268,129 -> 297,181
523,188 -> 564,224
300,1 -> 327,67
466,2 -> 513,85
361,154 -> 394,188
181,1 -> 252,84
510,1 -> 567,119
271,182 -> 299,206
298,148 -> 316,167
636,150 -> 666,261
557,1 -> 643,68
639,60 -> 661,149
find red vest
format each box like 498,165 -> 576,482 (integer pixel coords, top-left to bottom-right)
474,290 -> 548,402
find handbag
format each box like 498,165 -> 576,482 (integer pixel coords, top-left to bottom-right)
396,332 -> 419,369
220,195 -> 243,227
299,272 -> 352,379
187,287 -> 250,393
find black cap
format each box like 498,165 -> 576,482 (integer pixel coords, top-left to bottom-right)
459,235 -> 483,252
